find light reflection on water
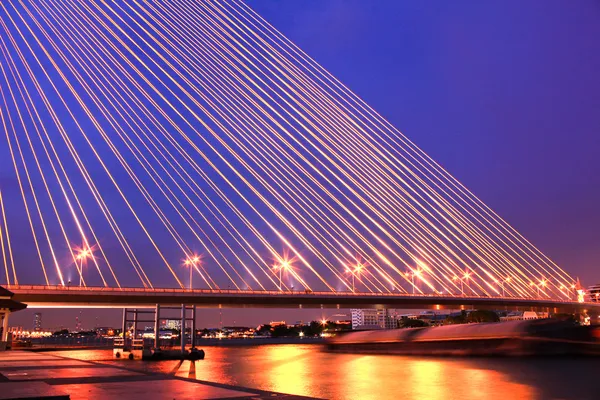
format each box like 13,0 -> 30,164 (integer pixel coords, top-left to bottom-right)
51,345 -> 598,400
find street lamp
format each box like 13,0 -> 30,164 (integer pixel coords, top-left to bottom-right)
463,271 -> 471,295
452,275 -> 462,296
499,277 -> 511,296
538,279 -> 547,297
273,260 -> 291,291
406,268 -> 422,295
347,261 -> 366,292
183,255 -> 201,290
75,247 -> 93,287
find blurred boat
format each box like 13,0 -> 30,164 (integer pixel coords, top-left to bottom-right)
326,319 -> 600,356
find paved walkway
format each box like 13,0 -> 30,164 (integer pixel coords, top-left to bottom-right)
0,351 -> 318,399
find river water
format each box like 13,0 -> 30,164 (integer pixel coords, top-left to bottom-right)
53,344 -> 598,400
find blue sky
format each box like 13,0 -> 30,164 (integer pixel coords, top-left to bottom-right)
5,0 -> 600,329
247,0 -> 600,283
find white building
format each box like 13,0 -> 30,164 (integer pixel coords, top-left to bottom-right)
34,313 -> 42,332
351,308 -> 397,330
587,284 -> 600,302
500,311 -> 547,321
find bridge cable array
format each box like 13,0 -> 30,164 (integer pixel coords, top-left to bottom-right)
0,0 -> 576,299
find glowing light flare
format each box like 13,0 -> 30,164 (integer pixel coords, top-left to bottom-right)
183,254 -> 206,290
76,248 -> 92,261
272,249 -> 299,291
345,255 -> 370,292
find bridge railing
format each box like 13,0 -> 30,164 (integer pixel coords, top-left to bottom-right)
5,284 -> 581,304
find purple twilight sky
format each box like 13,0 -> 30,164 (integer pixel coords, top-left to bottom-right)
8,0 -> 600,330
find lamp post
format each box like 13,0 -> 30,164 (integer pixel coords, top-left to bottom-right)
463,271 -> 471,295
452,275 -> 462,296
347,261 -> 366,292
500,277 -> 511,296
75,248 -> 92,287
538,279 -> 547,297
273,261 -> 291,291
406,269 -> 422,295
183,256 -> 200,290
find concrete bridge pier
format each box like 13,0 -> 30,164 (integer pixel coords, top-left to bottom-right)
133,308 -> 138,339
154,304 -> 160,350
191,305 -> 197,349
121,308 -> 128,347
181,303 -> 186,353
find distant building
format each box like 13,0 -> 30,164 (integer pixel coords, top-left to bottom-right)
33,313 -> 42,332
418,310 -> 451,326
163,319 -> 181,330
96,327 -> 118,337
587,284 -> 600,302
222,326 -> 255,338
351,309 -> 397,330
500,311 -> 546,321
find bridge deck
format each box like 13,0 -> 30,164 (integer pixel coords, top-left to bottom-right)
6,285 -> 597,312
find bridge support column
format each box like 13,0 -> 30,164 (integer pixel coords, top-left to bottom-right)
181,304 -> 186,353
133,309 -> 138,339
154,304 -> 160,350
191,305 -> 196,349
122,308 -> 127,347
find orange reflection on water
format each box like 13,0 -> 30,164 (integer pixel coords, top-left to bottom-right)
50,347 -> 544,400
460,367 -> 537,400
261,345 -> 312,395
190,347 -> 233,384
337,354 -> 386,400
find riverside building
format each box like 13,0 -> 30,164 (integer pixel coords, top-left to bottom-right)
351,308 -> 397,330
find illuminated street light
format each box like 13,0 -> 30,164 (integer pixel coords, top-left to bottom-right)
75,247 -> 93,287
273,260 -> 292,291
499,276 -> 511,297
452,272 -> 470,296
452,275 -> 463,296
347,258 -> 367,292
406,268 -> 423,295
538,279 -> 547,297
183,255 -> 201,290
463,271 -> 471,295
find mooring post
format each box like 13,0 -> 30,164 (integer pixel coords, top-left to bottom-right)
122,308 -> 128,347
154,304 -> 161,350
181,303 -> 186,353
191,305 -> 197,349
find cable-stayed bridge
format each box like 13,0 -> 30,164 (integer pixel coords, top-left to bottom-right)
0,0 -> 594,311
8,285 -> 591,313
